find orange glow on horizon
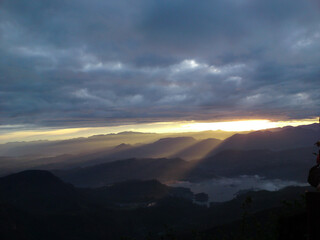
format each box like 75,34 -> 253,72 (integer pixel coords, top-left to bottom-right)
181,118 -> 318,132
181,120 -> 278,132
0,118 -> 317,143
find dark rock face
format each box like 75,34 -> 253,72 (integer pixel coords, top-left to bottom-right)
86,179 -> 194,204
306,192 -> 320,240
0,170 -> 196,211
0,170 -> 312,240
0,170 -> 81,213
194,193 -> 209,202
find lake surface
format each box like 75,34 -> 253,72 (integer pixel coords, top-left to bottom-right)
171,175 -> 308,202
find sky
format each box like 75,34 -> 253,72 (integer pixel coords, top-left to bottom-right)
1,0 -> 320,142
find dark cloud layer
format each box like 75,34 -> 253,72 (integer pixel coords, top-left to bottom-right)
1,0 -> 320,128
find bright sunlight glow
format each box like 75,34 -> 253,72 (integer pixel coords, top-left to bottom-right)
182,120 -> 278,132
182,119 -> 318,132
0,118 -> 317,143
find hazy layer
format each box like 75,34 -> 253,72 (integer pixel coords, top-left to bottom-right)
171,176 -> 308,202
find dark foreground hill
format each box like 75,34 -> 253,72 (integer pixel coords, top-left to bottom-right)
54,157 -> 215,187
0,170 -> 312,240
0,170 -> 195,211
84,179 -> 194,205
0,170 -> 81,213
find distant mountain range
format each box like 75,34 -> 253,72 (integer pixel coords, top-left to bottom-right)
93,137 -> 197,161
72,136 -> 221,166
209,124 -> 320,154
0,130 -> 234,157
1,123 -> 319,186
0,136 -> 222,175
170,138 -> 221,160
50,124 -> 319,186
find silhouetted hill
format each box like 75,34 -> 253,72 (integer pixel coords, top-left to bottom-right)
0,170 -> 81,213
105,179 -> 170,202
192,189 -> 309,240
0,170 -> 312,240
85,179 -> 194,204
55,157 -> 211,187
0,170 -> 196,211
209,124 -> 320,156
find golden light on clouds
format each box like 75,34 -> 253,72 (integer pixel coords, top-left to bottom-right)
0,128 -> 91,143
0,118 -> 317,143
182,120 -> 278,132
182,118 -> 318,132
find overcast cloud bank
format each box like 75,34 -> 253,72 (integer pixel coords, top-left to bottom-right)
1,0 -> 320,129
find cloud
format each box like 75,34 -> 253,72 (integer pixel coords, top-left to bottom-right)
1,0 -> 320,128
172,175 -> 308,202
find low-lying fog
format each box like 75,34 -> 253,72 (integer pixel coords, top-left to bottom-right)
171,175 -> 308,202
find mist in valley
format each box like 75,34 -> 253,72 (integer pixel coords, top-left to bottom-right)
171,175 -> 308,202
